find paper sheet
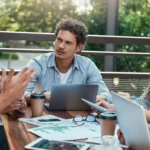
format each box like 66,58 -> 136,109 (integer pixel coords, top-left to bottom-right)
28,125 -> 100,141
18,115 -> 65,126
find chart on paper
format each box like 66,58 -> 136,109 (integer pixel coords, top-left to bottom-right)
28,125 -> 100,141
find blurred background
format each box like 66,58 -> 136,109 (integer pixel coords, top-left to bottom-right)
0,0 -> 150,72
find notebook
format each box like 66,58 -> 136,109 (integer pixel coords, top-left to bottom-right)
111,91 -> 150,150
44,84 -> 98,111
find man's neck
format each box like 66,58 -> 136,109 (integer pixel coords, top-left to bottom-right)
55,57 -> 73,73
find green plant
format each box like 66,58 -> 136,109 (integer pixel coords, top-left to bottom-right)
0,52 -> 19,60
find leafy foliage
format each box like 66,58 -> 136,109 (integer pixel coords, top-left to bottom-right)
0,0 -> 150,71
0,52 -> 18,60
117,0 -> 150,72
75,0 -> 107,70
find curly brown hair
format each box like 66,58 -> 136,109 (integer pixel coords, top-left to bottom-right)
55,18 -> 88,45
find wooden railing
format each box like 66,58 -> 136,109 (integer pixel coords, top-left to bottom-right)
0,31 -> 150,96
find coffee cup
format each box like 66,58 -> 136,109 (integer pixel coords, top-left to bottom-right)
30,93 -> 46,117
99,112 -> 117,136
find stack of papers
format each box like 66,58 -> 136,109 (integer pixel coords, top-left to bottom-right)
19,114 -> 101,141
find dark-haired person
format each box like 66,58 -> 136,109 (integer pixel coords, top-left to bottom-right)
24,18 -> 111,104
0,67 -> 35,150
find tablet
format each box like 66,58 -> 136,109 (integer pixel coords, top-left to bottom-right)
25,138 -> 90,150
81,98 -> 107,113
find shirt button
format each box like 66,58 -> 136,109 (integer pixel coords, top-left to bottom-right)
57,75 -> 59,78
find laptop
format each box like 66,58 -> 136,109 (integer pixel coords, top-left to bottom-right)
45,84 -> 98,111
111,91 -> 150,150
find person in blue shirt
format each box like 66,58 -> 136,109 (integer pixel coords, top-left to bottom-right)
24,18 -> 111,104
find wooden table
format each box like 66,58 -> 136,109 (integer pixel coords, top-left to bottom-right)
1,107 -> 129,150
1,107 -> 94,150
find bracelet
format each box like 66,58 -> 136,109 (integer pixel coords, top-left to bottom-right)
40,90 -> 47,94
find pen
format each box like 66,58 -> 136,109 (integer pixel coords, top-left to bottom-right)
38,119 -> 61,122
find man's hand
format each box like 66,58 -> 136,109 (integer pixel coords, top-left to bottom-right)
96,100 -> 115,112
117,92 -> 131,100
20,98 -> 27,110
117,129 -> 125,144
96,95 -> 107,102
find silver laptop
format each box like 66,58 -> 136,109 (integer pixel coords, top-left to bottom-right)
45,84 -> 98,111
111,91 -> 150,150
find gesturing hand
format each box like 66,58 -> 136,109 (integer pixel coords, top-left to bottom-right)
1,67 -> 35,103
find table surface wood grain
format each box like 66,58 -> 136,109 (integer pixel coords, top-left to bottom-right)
1,107 -> 129,150
1,107 -> 97,150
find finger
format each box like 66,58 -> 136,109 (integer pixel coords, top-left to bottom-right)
100,101 -> 110,108
1,68 -> 6,90
14,103 -> 22,109
9,103 -> 22,111
0,76 -> 2,91
96,101 -> 101,106
21,102 -> 27,110
19,98 -> 26,104
19,68 -> 35,83
15,100 -> 22,104
5,68 -> 14,83
16,67 -> 28,78
13,105 -> 22,110
1,68 -> 6,79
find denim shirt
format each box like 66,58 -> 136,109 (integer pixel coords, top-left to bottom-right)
24,52 -> 112,102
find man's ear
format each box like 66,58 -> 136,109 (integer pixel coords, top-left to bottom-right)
76,44 -> 84,52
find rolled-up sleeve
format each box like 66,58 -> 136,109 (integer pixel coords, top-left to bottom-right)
86,61 -> 112,102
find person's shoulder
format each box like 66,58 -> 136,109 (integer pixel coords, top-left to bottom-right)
75,54 -> 97,72
75,54 -> 93,64
27,52 -> 54,68
34,52 -> 53,62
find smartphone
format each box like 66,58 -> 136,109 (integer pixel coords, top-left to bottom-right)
38,119 -> 61,122
25,138 -> 90,150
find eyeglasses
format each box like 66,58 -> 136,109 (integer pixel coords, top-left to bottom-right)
73,114 -> 96,126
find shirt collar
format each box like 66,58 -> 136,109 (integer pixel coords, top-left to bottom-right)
47,53 -> 79,70
72,54 -> 79,70
48,52 -> 56,68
